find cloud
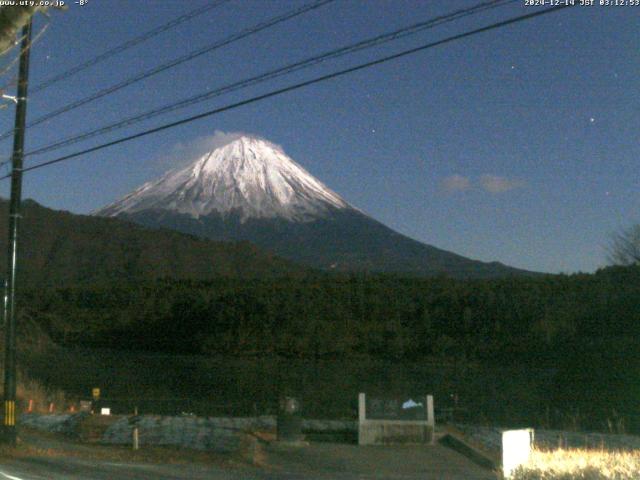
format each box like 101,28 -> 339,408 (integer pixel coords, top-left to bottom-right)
440,174 -> 526,195
479,174 -> 525,194
154,130 -> 253,171
441,174 -> 471,193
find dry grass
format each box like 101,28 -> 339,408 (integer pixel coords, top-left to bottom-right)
0,320 -> 71,414
16,372 -> 69,413
512,447 -> 640,479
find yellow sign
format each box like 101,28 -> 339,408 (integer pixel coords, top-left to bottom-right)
92,387 -> 100,400
3,400 -> 15,426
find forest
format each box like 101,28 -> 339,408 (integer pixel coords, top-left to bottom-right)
17,264 -> 640,431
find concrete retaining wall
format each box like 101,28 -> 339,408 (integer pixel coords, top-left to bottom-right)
102,415 -> 256,452
20,413 -> 357,452
358,420 -> 433,445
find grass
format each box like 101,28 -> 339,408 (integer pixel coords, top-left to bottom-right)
15,371 -> 70,413
0,322 -> 72,414
512,447 -> 640,480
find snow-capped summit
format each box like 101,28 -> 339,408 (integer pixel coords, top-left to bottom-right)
97,135 -> 350,222
96,134 -> 535,278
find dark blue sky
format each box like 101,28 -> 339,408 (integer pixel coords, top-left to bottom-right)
0,0 -> 637,274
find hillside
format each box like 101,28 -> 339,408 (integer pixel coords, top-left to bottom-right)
0,198 -> 305,287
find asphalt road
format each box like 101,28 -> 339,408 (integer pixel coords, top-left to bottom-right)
264,443 -> 497,480
0,431 -> 496,479
0,457 -> 256,480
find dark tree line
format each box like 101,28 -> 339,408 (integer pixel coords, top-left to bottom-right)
17,264 -> 640,432
21,265 -> 640,362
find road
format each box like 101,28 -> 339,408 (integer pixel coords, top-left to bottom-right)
0,457 -> 254,480
0,430 -> 496,479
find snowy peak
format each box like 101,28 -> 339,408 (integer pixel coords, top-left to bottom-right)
94,135 -> 536,278
97,136 -> 351,222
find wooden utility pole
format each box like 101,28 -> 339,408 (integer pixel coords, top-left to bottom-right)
2,18 -> 32,446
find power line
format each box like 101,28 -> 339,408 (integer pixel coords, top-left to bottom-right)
29,0 -> 232,94
0,0 -> 335,143
0,19 -> 49,85
24,0 -> 517,159
0,4 -> 572,182
0,31 -> 26,58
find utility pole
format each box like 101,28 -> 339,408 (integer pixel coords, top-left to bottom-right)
2,19 -> 32,446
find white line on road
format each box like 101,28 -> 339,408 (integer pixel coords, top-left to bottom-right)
0,470 -> 25,480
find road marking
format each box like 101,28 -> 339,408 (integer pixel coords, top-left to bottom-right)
0,471 -> 25,480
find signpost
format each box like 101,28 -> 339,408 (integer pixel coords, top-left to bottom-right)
358,393 -> 435,445
366,397 -> 428,421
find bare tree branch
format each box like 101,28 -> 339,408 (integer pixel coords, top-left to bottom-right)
608,224 -> 640,266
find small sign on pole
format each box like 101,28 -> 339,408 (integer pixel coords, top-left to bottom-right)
92,387 -> 101,400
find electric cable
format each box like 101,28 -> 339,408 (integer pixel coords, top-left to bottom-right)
30,0 -> 232,94
0,0 -> 335,142
24,0 -> 517,159
0,4 -> 572,181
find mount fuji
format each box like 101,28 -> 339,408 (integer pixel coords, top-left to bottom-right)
96,135 -> 532,278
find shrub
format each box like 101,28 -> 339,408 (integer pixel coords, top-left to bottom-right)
512,448 -> 640,480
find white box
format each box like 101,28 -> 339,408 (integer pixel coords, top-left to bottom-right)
502,428 -> 534,478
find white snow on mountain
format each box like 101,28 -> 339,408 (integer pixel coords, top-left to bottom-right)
96,135 -> 351,222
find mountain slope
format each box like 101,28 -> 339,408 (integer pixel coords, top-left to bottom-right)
0,199 -> 304,287
97,135 -> 536,279
120,206 -> 529,278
